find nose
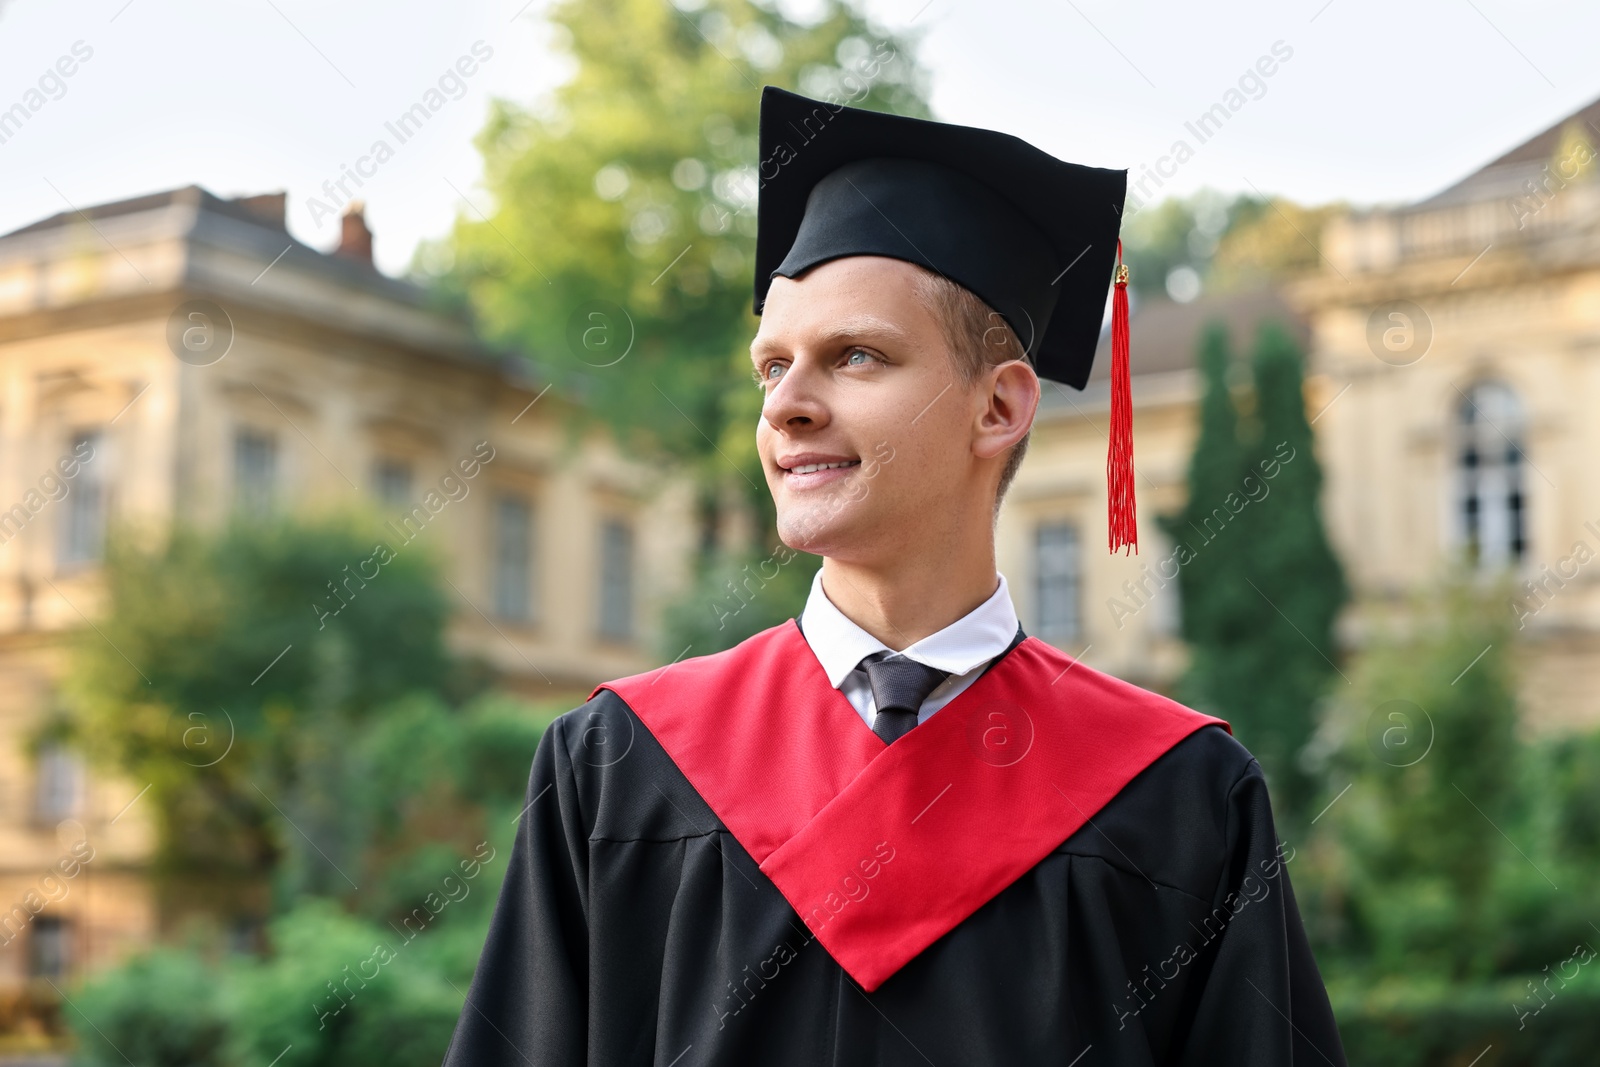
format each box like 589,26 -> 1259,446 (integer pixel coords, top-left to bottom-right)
761,360 -> 830,433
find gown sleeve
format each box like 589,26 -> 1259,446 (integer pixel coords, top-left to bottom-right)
1175,760 -> 1347,1067
442,714 -> 589,1066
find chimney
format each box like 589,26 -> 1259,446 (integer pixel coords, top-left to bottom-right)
335,200 -> 373,265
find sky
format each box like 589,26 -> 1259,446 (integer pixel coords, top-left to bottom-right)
0,0 -> 1595,276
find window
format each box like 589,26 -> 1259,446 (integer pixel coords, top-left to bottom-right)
598,518 -> 634,641
1145,531 -> 1181,638
227,916 -> 263,956
371,458 -> 413,510
1035,521 -> 1081,640
30,916 -> 69,978
1455,382 -> 1527,568
234,429 -> 277,515
34,743 -> 83,822
58,429 -> 105,565
492,494 -> 534,622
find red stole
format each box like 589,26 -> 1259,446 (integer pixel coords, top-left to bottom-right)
593,619 -> 1226,993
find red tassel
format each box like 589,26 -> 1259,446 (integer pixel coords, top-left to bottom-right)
1107,240 -> 1137,555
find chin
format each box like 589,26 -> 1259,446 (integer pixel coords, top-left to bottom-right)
775,506 -> 853,558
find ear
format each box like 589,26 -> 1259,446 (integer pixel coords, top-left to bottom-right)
972,359 -> 1040,460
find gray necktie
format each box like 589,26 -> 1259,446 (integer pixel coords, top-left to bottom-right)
860,652 -> 951,744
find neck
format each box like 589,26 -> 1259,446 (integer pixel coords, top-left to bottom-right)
819,533 -> 999,651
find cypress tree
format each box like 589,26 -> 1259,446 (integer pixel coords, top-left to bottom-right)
1161,318 -> 1347,829
1233,321 -> 1348,825
1157,321 -> 1253,720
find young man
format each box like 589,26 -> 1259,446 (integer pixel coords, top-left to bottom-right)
443,88 -> 1346,1066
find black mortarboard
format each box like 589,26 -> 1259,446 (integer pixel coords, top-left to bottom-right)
754,86 -> 1125,389
753,86 -> 1140,554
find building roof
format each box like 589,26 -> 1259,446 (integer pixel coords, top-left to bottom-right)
0,184 -> 539,385
4,184 -> 291,241
1419,92 -> 1600,208
2,184 -> 431,309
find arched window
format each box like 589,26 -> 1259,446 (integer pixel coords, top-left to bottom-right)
1455,381 -> 1527,568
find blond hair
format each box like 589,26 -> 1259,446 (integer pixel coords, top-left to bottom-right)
910,268 -> 1033,509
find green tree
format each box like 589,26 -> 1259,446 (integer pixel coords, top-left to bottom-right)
1120,191 -> 1342,304
1122,196 -> 1208,304
1206,198 -> 1346,293
69,898 -> 490,1067
1159,321 -> 1346,827
658,541 -> 821,657
350,691 -> 555,921
59,516 -> 555,1064
422,0 -> 929,486
67,948 -> 229,1067
226,901 -> 469,1067
1319,572 -> 1520,980
1157,321 -> 1252,711
65,515 -> 455,917
63,684 -> 555,1066
1231,322 -> 1348,823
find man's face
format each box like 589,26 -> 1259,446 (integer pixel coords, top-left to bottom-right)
751,256 -> 991,564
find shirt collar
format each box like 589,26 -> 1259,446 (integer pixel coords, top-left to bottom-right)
799,567 -> 1020,689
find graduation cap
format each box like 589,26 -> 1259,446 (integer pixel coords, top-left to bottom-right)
753,87 -> 1138,554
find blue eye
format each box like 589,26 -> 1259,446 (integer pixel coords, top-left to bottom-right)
846,349 -> 875,365
766,362 -> 786,380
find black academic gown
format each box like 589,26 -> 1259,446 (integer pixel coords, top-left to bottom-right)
442,622 -> 1345,1067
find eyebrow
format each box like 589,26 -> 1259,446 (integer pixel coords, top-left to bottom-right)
750,314 -> 915,362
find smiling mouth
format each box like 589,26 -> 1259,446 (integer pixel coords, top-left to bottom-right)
785,460 -> 861,475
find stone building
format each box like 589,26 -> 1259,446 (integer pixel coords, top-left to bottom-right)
1295,95 -> 1600,732
996,95 -> 1600,734
0,186 -> 694,1003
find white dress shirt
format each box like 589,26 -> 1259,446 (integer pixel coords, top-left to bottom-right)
797,567 -> 1021,733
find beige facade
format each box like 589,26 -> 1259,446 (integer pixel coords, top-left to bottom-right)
996,97 -> 1600,736
0,187 -> 694,998
1294,101 -> 1600,733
